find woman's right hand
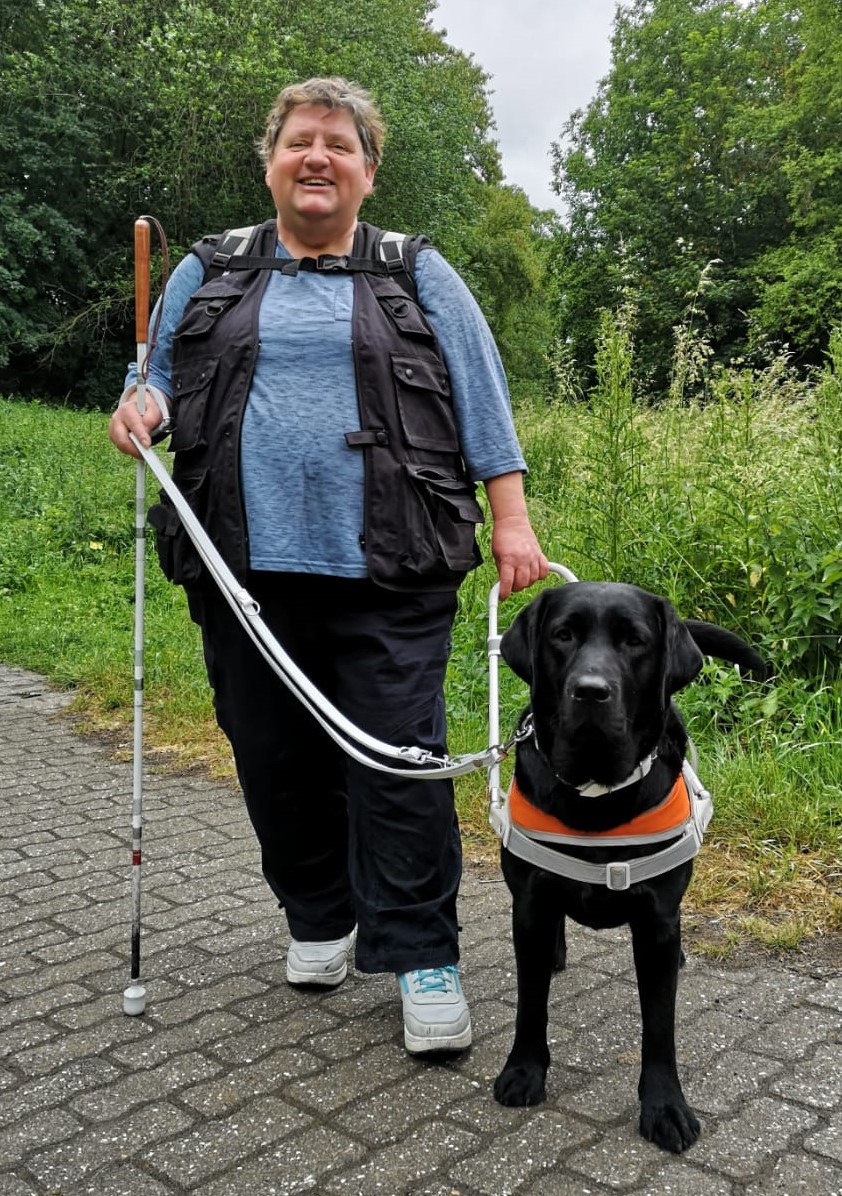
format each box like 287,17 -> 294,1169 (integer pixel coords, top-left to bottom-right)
108,388 -> 167,459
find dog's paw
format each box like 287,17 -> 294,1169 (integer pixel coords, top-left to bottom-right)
639,1099 -> 701,1153
493,1063 -> 547,1107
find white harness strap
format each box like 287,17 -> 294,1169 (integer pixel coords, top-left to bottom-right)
489,761 -> 713,892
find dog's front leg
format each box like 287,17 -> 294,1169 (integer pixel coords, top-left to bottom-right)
630,917 -> 700,1153
494,887 -> 559,1107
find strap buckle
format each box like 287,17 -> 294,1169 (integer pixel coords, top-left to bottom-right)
606,862 -> 632,891
316,254 -> 349,271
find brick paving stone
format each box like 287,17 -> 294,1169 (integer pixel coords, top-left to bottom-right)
447,1110 -> 596,1196
25,1101 -> 195,1191
11,1016 -> 153,1078
3,966 -> 112,1012
685,1048 -> 785,1116
806,1119 -> 842,1165
331,1072 -> 484,1147
149,974 -> 270,1025
325,1120 -> 480,1195
564,1122 -> 661,1190
49,1161 -> 173,1195
0,1057 -> 123,1129
520,1173 -> 623,1196
813,977 -> 842,1011
636,1161 -> 735,1195
141,1094 -> 313,1187
180,1045 -> 325,1116
770,1041 -> 842,1108
0,1176 -> 39,1195
107,1010 -> 245,1068
0,1108 -> 82,1169
758,1004 -> 842,1060
209,1008 -> 339,1065
285,1042 -> 413,1113
69,1051 -> 221,1121
0,1021 -> 60,1062
202,1127 -> 369,1196
691,1096 -> 819,1180
551,1071 -> 640,1127
744,1153 -> 842,1195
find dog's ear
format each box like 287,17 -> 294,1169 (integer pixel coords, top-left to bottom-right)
661,601 -> 704,701
500,593 -> 546,684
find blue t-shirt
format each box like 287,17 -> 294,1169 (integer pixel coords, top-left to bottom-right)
129,235 -> 526,576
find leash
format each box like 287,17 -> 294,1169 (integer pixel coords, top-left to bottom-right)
130,437 -> 568,779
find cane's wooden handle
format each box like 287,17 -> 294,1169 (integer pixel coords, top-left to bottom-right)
134,219 -> 151,344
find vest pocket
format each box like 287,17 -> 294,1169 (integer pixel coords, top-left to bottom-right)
174,279 -> 245,338
169,356 -> 219,452
147,469 -> 208,585
378,293 -> 436,339
392,355 -> 458,452
402,464 -> 484,574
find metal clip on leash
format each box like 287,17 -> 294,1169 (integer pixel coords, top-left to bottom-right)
486,563 -> 579,841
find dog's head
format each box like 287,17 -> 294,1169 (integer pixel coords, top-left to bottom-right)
501,582 -> 702,787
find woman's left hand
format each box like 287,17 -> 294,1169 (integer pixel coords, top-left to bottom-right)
491,514 -> 549,600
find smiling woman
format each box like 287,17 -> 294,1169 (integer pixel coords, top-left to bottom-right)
107,74 -> 547,1057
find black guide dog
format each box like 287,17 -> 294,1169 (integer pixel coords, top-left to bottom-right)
493,582 -> 766,1153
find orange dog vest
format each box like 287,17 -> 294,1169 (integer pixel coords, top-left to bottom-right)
508,773 -> 692,846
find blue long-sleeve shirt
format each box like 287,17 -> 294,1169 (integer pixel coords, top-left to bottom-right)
129,238 -> 526,577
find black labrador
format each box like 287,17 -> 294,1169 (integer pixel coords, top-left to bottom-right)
493,581 -> 765,1153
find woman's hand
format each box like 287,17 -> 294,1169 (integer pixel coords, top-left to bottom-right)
483,473 -> 549,600
108,387 -> 169,459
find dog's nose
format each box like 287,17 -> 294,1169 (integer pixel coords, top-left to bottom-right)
571,674 -> 612,703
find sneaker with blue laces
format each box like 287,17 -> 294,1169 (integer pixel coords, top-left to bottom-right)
286,929 -> 355,988
397,966 -> 472,1053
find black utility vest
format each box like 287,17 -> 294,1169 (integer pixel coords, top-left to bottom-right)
150,219 -> 483,592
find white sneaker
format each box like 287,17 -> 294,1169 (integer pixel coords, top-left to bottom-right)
286,929 -> 355,987
397,966 -> 472,1053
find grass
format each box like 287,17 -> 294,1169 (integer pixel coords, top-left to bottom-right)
2,334 -> 842,955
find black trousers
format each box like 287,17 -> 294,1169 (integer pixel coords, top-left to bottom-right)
189,572 -> 462,974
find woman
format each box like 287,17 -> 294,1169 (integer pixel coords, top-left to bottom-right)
109,77 -> 547,1055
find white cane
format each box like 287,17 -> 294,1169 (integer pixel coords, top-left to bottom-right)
123,217 -> 151,1017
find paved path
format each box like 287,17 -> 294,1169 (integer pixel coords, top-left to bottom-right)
1,664 -> 840,1195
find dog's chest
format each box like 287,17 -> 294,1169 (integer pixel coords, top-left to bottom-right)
536,867 -> 643,930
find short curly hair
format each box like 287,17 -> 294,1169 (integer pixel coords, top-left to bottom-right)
258,77 -> 386,168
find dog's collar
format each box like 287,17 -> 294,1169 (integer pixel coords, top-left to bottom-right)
519,713 -> 657,798
571,754 -> 657,798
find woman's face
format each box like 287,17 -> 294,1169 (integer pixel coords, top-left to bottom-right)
265,103 -> 377,238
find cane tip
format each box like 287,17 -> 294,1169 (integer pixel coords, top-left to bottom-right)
123,983 -> 147,1016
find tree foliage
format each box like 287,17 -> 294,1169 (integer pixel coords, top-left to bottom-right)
551,0 -> 841,392
1,0 -> 551,405
748,0 -> 842,356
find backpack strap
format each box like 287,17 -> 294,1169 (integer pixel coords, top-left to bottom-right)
206,225 -> 261,275
376,230 -> 419,301
198,223 -> 424,300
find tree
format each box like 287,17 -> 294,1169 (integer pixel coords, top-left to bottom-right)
748,0 -> 842,360
550,0 -> 799,392
458,185 -> 557,399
